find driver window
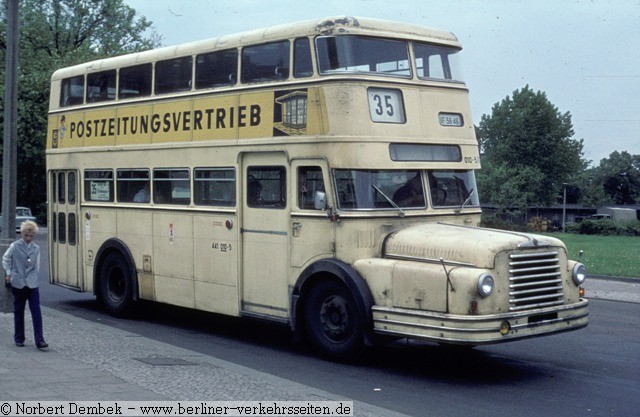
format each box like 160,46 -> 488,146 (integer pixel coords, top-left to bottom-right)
297,166 -> 325,209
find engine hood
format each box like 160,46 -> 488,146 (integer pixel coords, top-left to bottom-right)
382,222 -> 564,269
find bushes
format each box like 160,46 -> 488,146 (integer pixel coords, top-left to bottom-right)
566,219 -> 640,236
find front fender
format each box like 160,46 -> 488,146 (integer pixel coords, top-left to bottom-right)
291,258 -> 375,345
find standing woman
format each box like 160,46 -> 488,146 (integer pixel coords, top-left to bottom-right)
2,220 -> 48,349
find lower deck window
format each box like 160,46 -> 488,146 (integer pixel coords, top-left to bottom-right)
153,168 -> 190,205
117,169 -> 150,203
194,168 -> 236,207
84,170 -> 114,202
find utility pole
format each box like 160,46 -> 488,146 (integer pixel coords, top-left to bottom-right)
1,0 -> 19,311
562,183 -> 568,233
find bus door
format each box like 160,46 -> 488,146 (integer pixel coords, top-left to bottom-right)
49,170 -> 82,289
241,153 -> 290,319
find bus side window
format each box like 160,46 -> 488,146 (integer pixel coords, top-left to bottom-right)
293,38 -> 313,78
155,57 -> 193,94
298,167 -> 324,209
153,168 -> 190,205
119,64 -> 152,99
84,170 -> 114,202
117,169 -> 150,203
241,41 -> 290,83
194,168 -> 236,206
196,49 -> 238,89
247,166 -> 286,208
60,75 -> 84,107
86,70 -> 116,102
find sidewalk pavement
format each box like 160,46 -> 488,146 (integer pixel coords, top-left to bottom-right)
0,276 -> 637,413
0,305 -> 409,417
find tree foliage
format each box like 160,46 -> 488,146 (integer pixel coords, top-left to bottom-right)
581,151 -> 640,206
0,0 -> 160,215
477,85 -> 586,212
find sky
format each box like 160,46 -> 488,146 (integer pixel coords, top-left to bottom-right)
125,0 -> 640,166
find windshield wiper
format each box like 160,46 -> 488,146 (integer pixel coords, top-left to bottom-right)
456,188 -> 475,213
372,185 -> 405,217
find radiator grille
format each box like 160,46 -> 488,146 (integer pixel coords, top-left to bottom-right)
509,250 -> 563,311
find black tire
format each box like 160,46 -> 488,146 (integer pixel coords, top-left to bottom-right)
99,252 -> 135,316
304,280 -> 364,361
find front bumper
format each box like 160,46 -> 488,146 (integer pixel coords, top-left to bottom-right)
371,299 -> 589,345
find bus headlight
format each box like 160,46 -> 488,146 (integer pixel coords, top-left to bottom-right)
572,263 -> 587,285
477,273 -> 494,298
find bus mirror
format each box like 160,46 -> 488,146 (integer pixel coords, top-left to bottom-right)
314,191 -> 327,210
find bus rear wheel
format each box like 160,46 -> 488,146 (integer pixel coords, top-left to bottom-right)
304,280 -> 364,361
99,252 -> 134,316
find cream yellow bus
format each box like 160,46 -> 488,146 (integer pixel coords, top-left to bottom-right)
46,16 -> 588,360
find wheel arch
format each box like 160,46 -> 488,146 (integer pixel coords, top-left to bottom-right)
291,258 -> 375,346
93,238 -> 139,301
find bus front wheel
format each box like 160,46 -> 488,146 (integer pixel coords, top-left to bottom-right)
304,280 -> 364,361
99,252 -> 135,316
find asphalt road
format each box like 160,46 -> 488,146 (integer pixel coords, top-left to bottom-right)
31,229 -> 640,417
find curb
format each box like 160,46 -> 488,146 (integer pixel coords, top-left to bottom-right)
588,274 -> 639,283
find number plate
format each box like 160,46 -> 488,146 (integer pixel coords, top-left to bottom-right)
368,88 -> 405,123
439,113 -> 463,127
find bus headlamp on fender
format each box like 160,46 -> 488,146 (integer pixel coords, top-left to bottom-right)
477,273 -> 494,298
572,263 -> 587,286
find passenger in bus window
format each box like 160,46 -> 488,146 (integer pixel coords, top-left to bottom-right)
393,173 -> 425,207
133,182 -> 150,203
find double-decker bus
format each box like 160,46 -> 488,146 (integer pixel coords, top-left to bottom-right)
46,16 -> 588,360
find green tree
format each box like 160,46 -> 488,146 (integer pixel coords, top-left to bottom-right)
0,0 -> 160,217
476,162 -> 545,219
477,85 -> 586,213
574,166 -> 611,208
583,151 -> 640,205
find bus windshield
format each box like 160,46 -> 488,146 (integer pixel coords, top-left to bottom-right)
316,35 -> 464,82
334,169 -> 478,210
413,43 -> 464,82
428,170 -> 478,207
335,169 -> 426,210
317,36 -> 411,77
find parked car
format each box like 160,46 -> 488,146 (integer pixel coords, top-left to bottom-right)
0,206 -> 37,233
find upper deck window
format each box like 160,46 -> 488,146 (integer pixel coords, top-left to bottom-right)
155,56 -> 193,94
196,49 -> 238,89
119,64 -> 152,99
60,75 -> 84,107
293,38 -> 313,78
414,43 -> 464,83
87,70 -> 116,103
316,36 -> 410,77
241,41 -> 290,83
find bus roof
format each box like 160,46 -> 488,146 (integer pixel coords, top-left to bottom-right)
51,16 -> 461,81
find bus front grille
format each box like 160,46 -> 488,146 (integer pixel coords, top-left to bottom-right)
509,250 -> 563,312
